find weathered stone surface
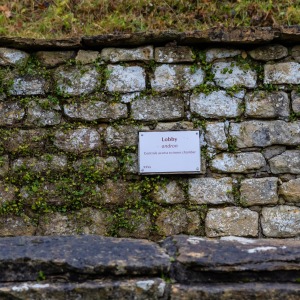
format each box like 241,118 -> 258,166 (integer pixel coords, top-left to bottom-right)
261,205 -> 300,237
190,91 -> 242,118
156,208 -> 200,236
55,66 -> 99,96
35,51 -> 75,67
155,121 -> 194,130
120,92 -> 140,103
279,178 -> 300,202
105,125 -> 149,147
291,90 -> 300,113
264,62 -> 300,84
12,155 -> 68,174
73,156 -> 118,174
10,76 -> 47,96
101,46 -> 153,62
211,152 -> 266,173
240,178 -> 278,206
245,91 -> 290,118
212,61 -> 257,88
0,101 -> 25,125
75,50 -> 100,64
2,129 -> 48,153
262,145 -> 286,160
248,44 -> 288,61
0,279 -> 168,300
230,121 -> 300,148
0,156 -> 9,177
131,95 -> 184,121
0,48 -> 29,66
206,207 -> 259,237
205,48 -> 241,62
205,122 -> 228,150
102,179 -> 141,204
152,181 -> 185,204
54,128 -> 101,153
291,45 -> 300,62
171,283 -> 300,300
0,215 -> 35,237
269,150 -> 300,174
155,46 -> 193,63
189,178 -> 234,205
105,65 -> 146,92
151,64 -> 204,91
64,100 -> 127,121
25,99 -> 61,126
0,235 -> 170,281
0,182 -> 17,204
123,153 -> 138,174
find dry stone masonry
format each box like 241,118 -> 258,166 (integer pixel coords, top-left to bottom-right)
0,37 -> 300,241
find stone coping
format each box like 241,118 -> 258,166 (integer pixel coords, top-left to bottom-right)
0,26 -> 300,50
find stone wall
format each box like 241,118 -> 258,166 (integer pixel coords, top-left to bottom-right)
0,37 -> 300,240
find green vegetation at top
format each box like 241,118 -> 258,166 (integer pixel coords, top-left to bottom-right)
0,0 -> 299,39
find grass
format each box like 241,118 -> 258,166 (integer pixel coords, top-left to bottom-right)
0,0 -> 299,39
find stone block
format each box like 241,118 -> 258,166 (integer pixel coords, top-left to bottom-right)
212,61 -> 257,88
152,181 -> 185,204
35,51 -> 75,67
269,150 -> 300,174
291,90 -> 300,113
10,76 -> 47,96
0,101 -> 25,125
120,92 -> 140,103
189,177 -> 234,205
64,100 -> 127,121
279,178 -> 300,202
240,177 -> 278,206
205,48 -> 241,62
155,46 -> 193,63
0,48 -> 29,66
230,121 -> 300,148
291,45 -> 300,62
211,152 -> 266,173
0,182 -> 17,205
0,155 -> 9,177
205,122 -> 228,150
261,205 -> 300,237
131,95 -> 184,121
190,91 -> 242,118
245,91 -> 290,118
54,127 -> 101,153
105,65 -> 146,92
205,207 -> 259,237
101,46 -> 153,62
75,50 -> 100,64
151,64 -> 204,91
123,153 -> 138,174
264,62 -> 300,84
155,121 -> 194,130
0,215 -> 36,236
262,145 -> 286,160
248,44 -> 288,61
55,66 -> 99,96
25,99 -> 61,126
73,156 -> 118,174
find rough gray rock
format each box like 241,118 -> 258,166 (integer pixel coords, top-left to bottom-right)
64,100 -> 127,121
0,48 -> 29,66
152,181 -> 185,204
35,51 -> 75,67
0,215 -> 36,237
155,46 -> 193,63
212,61 -> 257,88
240,177 -> 278,206
248,44 -> 288,61
10,76 -> 47,96
261,205 -> 300,237
279,178 -> 300,202
205,122 -> 228,150
205,48 -> 241,62
205,207 -> 259,237
245,91 -> 290,118
211,152 -> 266,173
0,101 -> 25,125
291,45 -> 300,62
190,91 -> 242,118
262,145 -> 286,160
264,62 -> 300,84
269,151 -> 300,174
55,66 -> 99,96
291,90 -> 300,113
54,128 -> 101,153
0,182 -> 17,204
73,156 -> 118,174
131,95 -> 184,121
189,177 -> 234,205
75,50 -> 100,64
0,156 -> 9,177
105,65 -> 146,92
151,64 -> 204,91
101,46 -> 153,62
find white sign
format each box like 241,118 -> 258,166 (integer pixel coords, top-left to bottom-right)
138,130 -> 201,174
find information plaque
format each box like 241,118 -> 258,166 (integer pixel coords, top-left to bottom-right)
138,130 -> 201,175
